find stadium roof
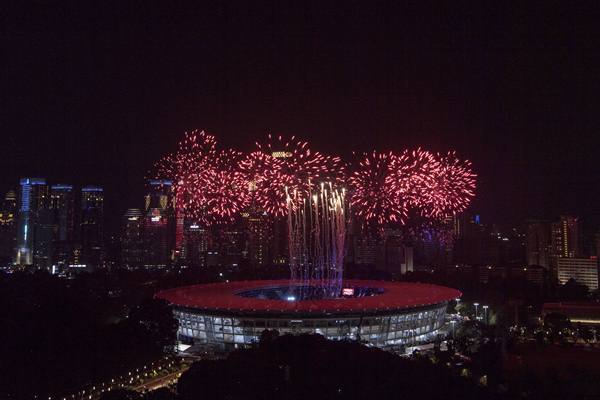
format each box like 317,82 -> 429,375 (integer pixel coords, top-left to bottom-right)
156,280 -> 461,316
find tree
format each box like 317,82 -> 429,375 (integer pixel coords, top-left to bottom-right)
176,334 -> 489,400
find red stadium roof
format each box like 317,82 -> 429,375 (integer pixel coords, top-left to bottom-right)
156,280 -> 461,315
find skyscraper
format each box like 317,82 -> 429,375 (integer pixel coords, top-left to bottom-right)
182,220 -> 209,267
246,210 -> 272,267
121,208 -> 143,268
525,220 -> 551,268
15,178 -> 48,267
142,180 -> 175,267
0,190 -> 17,264
49,184 -> 75,268
551,215 -> 579,259
79,186 -> 104,269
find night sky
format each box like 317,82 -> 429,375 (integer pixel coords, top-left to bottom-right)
2,2 -> 600,234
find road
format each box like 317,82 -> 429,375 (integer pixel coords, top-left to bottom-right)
131,365 -> 190,393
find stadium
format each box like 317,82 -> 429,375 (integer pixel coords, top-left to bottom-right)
156,280 -> 461,353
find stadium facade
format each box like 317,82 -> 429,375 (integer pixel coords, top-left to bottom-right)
156,280 -> 460,353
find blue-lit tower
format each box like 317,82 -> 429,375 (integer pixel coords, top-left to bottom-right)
15,178 -> 48,267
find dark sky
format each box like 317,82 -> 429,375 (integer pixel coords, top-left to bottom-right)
2,2 -> 600,234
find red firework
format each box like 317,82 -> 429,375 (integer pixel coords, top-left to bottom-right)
349,151 -> 408,226
156,130 -> 476,227
419,151 -> 477,218
156,130 -> 247,225
389,148 -> 439,207
238,151 -> 294,216
250,134 -> 345,214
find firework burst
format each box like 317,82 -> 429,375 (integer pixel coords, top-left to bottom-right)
238,151 -> 294,216
419,151 -> 477,218
349,151 -> 408,226
250,134 -> 345,214
155,130 -> 248,225
156,130 -> 476,228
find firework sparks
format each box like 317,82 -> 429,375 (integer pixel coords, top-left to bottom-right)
238,150 -> 293,216
156,130 -> 476,228
250,134 -> 345,214
155,130 -> 247,225
419,151 -> 477,218
348,151 -> 408,226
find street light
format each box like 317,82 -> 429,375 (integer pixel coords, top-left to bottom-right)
474,302 -> 479,320
483,305 -> 489,324
450,320 -> 456,339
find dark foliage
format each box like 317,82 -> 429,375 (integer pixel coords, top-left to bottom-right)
0,271 -> 177,399
177,334 -> 490,400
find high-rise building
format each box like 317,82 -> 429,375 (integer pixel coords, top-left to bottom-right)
557,257 -> 598,290
452,214 -> 488,265
246,210 -> 272,267
551,215 -> 579,259
352,235 -> 380,265
174,206 -> 185,260
526,220 -> 551,268
142,180 -> 175,267
182,221 -> 209,267
121,208 -> 143,268
15,178 -> 48,267
79,186 -> 104,269
0,190 -> 17,264
220,228 -> 246,268
49,184 -> 75,267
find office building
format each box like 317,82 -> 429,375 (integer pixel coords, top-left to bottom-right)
174,206 -> 185,260
551,215 -> 579,259
121,208 -> 143,268
557,257 -> 598,290
526,220 -> 551,268
246,210 -> 272,267
79,186 -> 104,269
49,184 -> 76,267
142,180 -> 175,267
0,190 -> 17,263
182,221 -> 209,267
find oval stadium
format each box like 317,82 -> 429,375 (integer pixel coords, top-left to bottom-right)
156,280 -> 461,353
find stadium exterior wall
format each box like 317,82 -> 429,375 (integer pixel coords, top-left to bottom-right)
173,302 -> 449,352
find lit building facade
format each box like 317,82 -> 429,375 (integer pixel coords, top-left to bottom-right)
182,221 -> 210,267
142,180 -> 175,267
557,257 -> 598,290
174,304 -> 447,351
551,216 -> 579,259
15,178 -> 48,267
157,280 -> 460,353
246,210 -> 272,267
0,190 -> 17,263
